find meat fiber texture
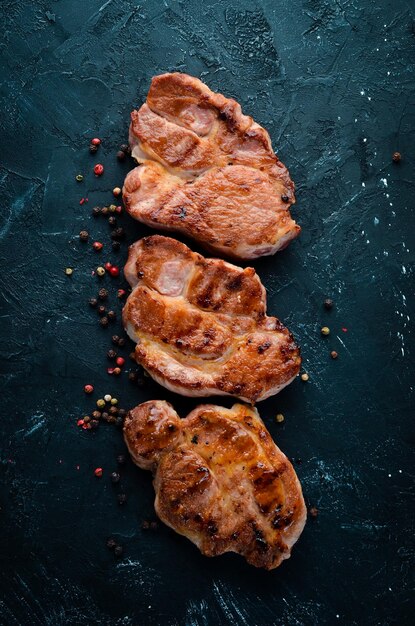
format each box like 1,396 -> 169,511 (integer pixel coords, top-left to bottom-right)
123,235 -> 301,403
124,400 -> 307,570
123,73 -> 300,260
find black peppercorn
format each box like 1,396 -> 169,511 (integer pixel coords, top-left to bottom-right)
117,493 -> 127,505
111,227 -> 125,240
83,415 -> 91,423
89,297 -> 98,308
120,144 -> 130,154
90,419 -> 99,429
92,410 -> 102,420
107,415 -> 116,424
106,538 -> 117,550
100,316 -> 109,327
281,194 -> 289,203
115,416 -> 124,427
79,230 -> 89,241
117,150 -> 126,161
108,216 -> 117,227
114,545 -> 123,557
117,337 -> 126,347
112,241 -> 121,252
101,412 -> 109,421
101,206 -> 109,216
89,143 -> 98,154
117,454 -> 126,465
109,406 -> 118,415
107,310 -> 116,321
98,288 -> 108,300
107,349 -> 117,360
97,305 -> 106,316
392,151 -> 401,163
92,206 -> 101,217
118,409 -> 126,418
111,471 -> 120,484
128,372 -> 137,383
324,298 -> 334,310
112,335 -> 120,345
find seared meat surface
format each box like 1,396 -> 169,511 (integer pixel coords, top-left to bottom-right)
124,400 -> 306,570
123,73 -> 300,259
123,235 -> 301,403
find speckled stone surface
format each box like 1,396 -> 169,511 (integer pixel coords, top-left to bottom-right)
1,1 -> 414,624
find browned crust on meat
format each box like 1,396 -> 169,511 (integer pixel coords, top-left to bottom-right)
124,401 -> 307,570
123,235 -> 301,403
124,73 -> 299,260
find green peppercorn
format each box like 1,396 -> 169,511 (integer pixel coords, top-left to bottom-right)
110,398 -> 118,406
276,413 -> 285,423
96,399 -> 105,408
65,267 -> 73,276
321,326 -> 330,336
96,266 -> 106,277
76,174 -> 84,182
109,204 -> 117,213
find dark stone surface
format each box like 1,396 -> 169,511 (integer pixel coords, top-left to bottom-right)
0,1 -> 414,624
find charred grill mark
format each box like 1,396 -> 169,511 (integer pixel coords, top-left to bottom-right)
226,274 -> 243,291
257,341 -> 271,354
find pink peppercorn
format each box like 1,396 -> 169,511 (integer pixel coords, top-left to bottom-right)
94,164 -> 104,176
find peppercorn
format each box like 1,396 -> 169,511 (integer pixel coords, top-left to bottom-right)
103,394 -> 111,402
111,227 -> 125,240
97,398 -> 105,408
109,406 -> 118,416
120,144 -> 130,153
114,545 -> 123,557
79,230 -> 89,241
117,454 -> 126,465
116,357 -> 125,367
301,373 -> 309,382
117,493 -> 127,505
94,467 -> 103,477
97,305 -> 106,316
65,267 -> 73,276
91,138 -> 101,146
117,289 -> 127,299
115,416 -> 124,427
321,326 -> 330,336
108,216 -> 117,227
117,337 -> 126,347
90,419 -> 99,429
113,187 -> 122,197
112,335 -> 120,345
111,471 -> 120,484
84,384 -> 94,394
309,506 -> 319,518
92,410 -> 102,419
92,206 -> 101,217
276,413 -> 285,423
100,316 -> 109,327
112,241 -> 121,252
110,398 -> 118,406
117,150 -> 126,161
107,310 -> 116,321
115,205 -> 122,214
89,144 -> 98,154
109,266 -> 120,278
96,266 -> 106,277
118,408 -> 126,417
113,367 -> 121,375
89,298 -> 98,308
324,298 -> 334,310
76,174 -> 84,182
107,415 -> 116,424
106,538 -> 117,550
102,412 -> 109,421
107,349 -> 117,360
330,350 -> 338,359
83,415 -> 91,423
94,163 -> 104,176
128,372 -> 137,383
92,241 -> 103,252
109,204 -> 117,213
281,194 -> 289,202
392,151 -> 401,163
101,206 -> 109,216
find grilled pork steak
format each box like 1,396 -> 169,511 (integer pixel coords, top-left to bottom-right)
123,235 -> 301,403
123,72 -> 300,259
124,400 -> 307,570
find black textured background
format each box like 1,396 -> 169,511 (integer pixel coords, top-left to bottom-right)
1,1 -> 414,624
